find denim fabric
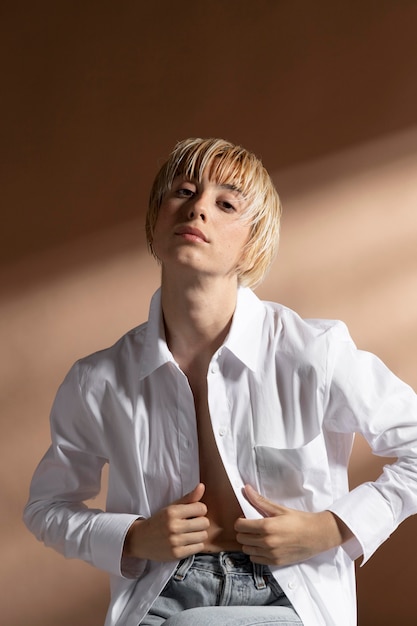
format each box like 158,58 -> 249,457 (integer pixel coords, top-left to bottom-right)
140,552 -> 303,625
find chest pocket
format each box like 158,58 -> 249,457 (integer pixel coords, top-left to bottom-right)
254,433 -> 330,511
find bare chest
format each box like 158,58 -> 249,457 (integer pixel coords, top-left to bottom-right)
191,379 -> 243,551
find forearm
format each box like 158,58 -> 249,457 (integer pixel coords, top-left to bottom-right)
318,510 -> 354,550
123,519 -> 146,558
24,497 -> 141,577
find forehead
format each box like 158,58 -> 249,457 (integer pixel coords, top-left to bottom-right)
171,155 -> 253,197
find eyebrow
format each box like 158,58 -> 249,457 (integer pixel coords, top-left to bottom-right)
219,183 -> 244,196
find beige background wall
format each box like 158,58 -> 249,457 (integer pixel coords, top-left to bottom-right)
1,2 -> 417,624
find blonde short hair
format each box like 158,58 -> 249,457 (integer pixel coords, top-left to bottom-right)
146,137 -> 282,288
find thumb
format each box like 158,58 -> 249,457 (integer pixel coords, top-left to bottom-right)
176,482 -> 206,505
243,484 -> 284,517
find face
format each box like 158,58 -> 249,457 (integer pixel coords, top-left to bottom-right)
152,174 -> 251,283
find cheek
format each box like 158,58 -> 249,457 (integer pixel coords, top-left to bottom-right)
233,224 -> 251,249
225,227 -> 250,263
153,204 -> 171,234
150,215 -> 166,256
235,226 -> 252,261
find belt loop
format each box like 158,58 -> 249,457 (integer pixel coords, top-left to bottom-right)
173,554 -> 195,581
252,562 -> 267,590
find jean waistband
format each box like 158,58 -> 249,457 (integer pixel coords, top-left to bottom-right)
173,552 -> 268,590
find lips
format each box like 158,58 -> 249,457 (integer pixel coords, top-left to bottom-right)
175,225 -> 208,242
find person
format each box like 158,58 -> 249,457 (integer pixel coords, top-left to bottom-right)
24,138 -> 417,626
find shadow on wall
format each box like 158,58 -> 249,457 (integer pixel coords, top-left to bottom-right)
1,127 -> 417,625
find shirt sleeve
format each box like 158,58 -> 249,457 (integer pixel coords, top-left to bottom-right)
23,361 -> 146,579
324,322 -> 417,564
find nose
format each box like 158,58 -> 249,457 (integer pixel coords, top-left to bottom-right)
186,194 -> 207,222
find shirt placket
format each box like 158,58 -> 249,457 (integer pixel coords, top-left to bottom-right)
175,367 -> 200,493
206,350 -> 244,497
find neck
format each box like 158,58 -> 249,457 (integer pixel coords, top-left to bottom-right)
160,270 -> 239,370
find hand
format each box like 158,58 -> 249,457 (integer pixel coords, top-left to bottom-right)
123,483 -> 210,562
234,484 -> 352,566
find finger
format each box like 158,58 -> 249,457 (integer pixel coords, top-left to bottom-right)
172,500 -> 208,521
234,516 -> 263,534
243,485 -> 284,517
179,514 -> 210,533
175,483 -> 206,506
235,532 -> 265,548
173,529 -> 209,548
240,543 -> 274,565
247,553 -> 273,566
169,541 -> 208,561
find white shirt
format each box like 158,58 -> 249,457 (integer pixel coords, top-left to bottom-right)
24,287 -> 417,626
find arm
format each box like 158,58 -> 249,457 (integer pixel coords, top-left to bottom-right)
324,323 -> 417,563
236,322 -> 417,567
23,362 -> 140,577
24,362 -> 211,576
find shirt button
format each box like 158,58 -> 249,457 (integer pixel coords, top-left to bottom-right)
287,580 -> 296,590
210,363 -> 219,374
218,427 -> 226,437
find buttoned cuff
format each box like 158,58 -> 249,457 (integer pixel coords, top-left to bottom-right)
89,513 -> 147,578
328,482 -> 395,565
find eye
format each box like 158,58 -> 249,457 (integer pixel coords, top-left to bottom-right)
176,187 -> 195,198
172,179 -> 196,198
218,200 -> 236,212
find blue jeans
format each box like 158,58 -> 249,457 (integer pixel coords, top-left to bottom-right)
140,552 -> 303,625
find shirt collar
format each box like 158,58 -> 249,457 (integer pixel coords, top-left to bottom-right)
138,286 -> 266,380
138,289 -> 176,380
223,286 -> 265,371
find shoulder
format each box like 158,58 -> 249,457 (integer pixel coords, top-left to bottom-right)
228,289 -> 350,364
72,322 -> 148,390
257,300 -> 357,378
261,298 -> 350,348
48,322 -> 152,436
